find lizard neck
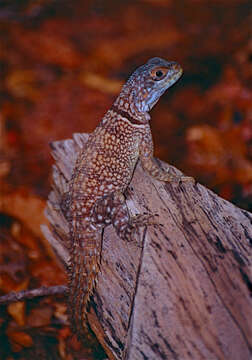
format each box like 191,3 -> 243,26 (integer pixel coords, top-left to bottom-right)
113,90 -> 150,124
110,104 -> 149,126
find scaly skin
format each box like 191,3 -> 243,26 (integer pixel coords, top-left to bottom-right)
67,57 -> 193,337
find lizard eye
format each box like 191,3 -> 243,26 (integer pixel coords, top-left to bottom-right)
150,67 -> 168,81
156,70 -> 163,78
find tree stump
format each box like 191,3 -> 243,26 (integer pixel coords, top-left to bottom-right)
42,133 -> 252,360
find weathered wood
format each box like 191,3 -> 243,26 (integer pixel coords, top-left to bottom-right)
42,133 -> 252,360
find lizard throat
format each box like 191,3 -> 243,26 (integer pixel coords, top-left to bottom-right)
111,104 -> 147,126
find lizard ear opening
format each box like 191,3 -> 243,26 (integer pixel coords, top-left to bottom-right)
150,67 -> 168,81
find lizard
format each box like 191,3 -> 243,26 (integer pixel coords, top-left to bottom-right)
66,57 -> 193,337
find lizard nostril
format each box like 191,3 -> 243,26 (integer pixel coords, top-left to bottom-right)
173,63 -> 182,72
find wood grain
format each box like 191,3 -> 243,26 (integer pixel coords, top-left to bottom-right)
42,133 -> 252,360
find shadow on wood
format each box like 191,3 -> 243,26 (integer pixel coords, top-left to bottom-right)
42,133 -> 252,360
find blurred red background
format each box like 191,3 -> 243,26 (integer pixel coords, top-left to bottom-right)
0,0 -> 251,358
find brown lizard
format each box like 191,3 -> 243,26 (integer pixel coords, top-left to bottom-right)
66,57 -> 193,337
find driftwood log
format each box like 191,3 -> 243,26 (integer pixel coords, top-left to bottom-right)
42,133 -> 252,360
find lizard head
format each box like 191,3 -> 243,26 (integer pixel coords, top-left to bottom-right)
115,57 -> 183,120
139,57 -> 183,112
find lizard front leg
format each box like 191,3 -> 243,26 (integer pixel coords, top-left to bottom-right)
139,127 -> 194,183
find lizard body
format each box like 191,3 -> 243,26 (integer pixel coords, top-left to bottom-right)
67,57 -> 192,336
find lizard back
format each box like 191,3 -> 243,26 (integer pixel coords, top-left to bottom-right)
68,110 -> 148,335
66,57 -> 185,337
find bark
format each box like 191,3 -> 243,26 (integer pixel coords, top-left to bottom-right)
42,133 -> 252,360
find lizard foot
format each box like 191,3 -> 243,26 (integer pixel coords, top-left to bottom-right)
118,213 -> 158,243
162,172 -> 195,184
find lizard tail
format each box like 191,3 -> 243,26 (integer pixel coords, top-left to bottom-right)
68,228 -> 101,337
